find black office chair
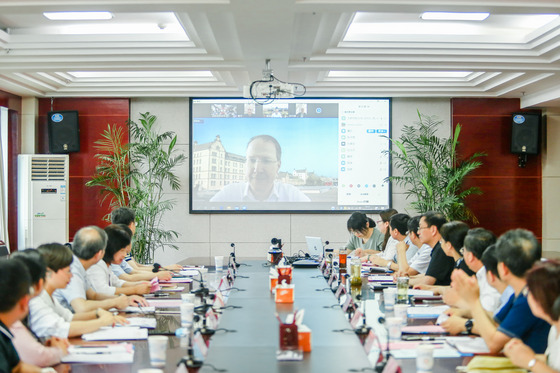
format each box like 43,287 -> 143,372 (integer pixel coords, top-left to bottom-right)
0,245 -> 9,258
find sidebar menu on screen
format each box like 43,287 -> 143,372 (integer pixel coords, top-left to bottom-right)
337,100 -> 390,208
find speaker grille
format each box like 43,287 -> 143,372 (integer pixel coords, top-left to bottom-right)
30,157 -> 66,181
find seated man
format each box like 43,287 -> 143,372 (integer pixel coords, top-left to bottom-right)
0,259 -> 42,373
53,225 -> 148,313
451,229 -> 550,353
442,244 -> 512,335
395,216 -> 433,277
210,135 -> 310,202
110,207 -> 177,280
368,213 -> 417,271
408,211 -> 453,286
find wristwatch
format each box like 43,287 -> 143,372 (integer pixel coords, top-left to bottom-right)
465,319 -> 474,334
528,358 -> 537,370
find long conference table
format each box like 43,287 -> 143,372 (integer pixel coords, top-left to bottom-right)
64,261 -> 471,372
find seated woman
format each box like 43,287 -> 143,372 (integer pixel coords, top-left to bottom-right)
374,208 -> 398,261
9,249 -> 69,367
504,260 -> 560,372
345,211 -> 384,257
87,224 -> 151,296
29,243 -> 127,339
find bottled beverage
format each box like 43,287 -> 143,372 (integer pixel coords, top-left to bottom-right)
350,257 -> 362,286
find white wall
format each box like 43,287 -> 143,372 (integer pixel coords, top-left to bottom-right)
130,97 -> 451,265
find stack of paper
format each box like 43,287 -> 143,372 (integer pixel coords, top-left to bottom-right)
123,306 -> 156,313
82,326 -> 148,341
62,343 -> 134,363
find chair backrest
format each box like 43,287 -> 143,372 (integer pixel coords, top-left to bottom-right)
0,245 -> 9,258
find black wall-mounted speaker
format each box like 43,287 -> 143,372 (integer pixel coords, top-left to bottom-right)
511,112 -> 540,155
47,110 -> 80,153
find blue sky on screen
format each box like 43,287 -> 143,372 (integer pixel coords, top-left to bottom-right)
193,117 -> 338,178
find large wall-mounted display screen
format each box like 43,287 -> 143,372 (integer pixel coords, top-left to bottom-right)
189,98 -> 391,213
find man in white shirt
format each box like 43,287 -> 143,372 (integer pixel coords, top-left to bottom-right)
53,226 -> 147,313
369,213 -> 417,271
441,228 -> 501,335
395,216 -> 433,277
210,135 -> 310,202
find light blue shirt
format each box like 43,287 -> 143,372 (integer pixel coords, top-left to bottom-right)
53,255 -> 91,312
110,260 -> 133,277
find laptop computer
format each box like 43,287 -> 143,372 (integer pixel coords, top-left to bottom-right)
292,236 -> 323,267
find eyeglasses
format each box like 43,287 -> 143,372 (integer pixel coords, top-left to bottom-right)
418,225 -> 429,231
246,157 -> 277,165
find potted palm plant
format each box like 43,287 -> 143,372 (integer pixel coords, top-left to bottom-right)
86,112 -> 186,263
386,111 -> 485,223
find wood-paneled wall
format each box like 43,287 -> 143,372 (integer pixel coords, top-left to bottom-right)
37,98 -> 130,241
452,98 -> 542,237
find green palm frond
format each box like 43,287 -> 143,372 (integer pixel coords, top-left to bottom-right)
384,112 -> 485,222
86,113 -> 187,263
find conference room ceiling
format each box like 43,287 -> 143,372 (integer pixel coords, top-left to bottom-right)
1,0 -> 560,108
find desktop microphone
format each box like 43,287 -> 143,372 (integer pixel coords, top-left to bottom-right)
376,316 -> 394,373
152,263 -> 161,273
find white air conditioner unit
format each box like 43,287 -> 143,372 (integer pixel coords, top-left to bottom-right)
18,154 -> 69,249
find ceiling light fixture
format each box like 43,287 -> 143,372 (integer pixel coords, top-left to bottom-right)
43,11 -> 113,21
421,12 -> 490,21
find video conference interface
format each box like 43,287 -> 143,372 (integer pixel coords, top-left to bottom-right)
190,98 -> 391,213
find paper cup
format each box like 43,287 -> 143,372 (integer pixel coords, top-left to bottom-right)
383,287 -> 397,310
215,255 -> 224,271
393,304 -> 409,325
180,303 -> 194,328
148,336 -> 168,367
386,317 -> 402,341
416,343 -> 435,372
181,293 -> 195,303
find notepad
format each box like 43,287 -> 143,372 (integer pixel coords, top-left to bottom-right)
82,326 -> 148,341
62,343 -> 134,363
407,289 -> 434,296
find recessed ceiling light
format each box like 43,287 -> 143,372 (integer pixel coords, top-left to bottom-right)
43,11 -> 113,21
421,12 -> 490,21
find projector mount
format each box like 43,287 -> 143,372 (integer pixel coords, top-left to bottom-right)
244,59 -> 306,105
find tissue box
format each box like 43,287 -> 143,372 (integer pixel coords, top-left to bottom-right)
298,325 -> 311,352
275,284 -> 294,303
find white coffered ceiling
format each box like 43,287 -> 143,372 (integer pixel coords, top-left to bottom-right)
1,0 -> 560,108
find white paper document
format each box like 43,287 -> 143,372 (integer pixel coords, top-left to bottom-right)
407,305 -> 449,318
82,326 -> 148,341
122,317 -> 157,329
368,275 -> 394,282
445,336 -> 490,354
123,306 -> 156,313
62,343 -> 134,363
407,289 -> 434,296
